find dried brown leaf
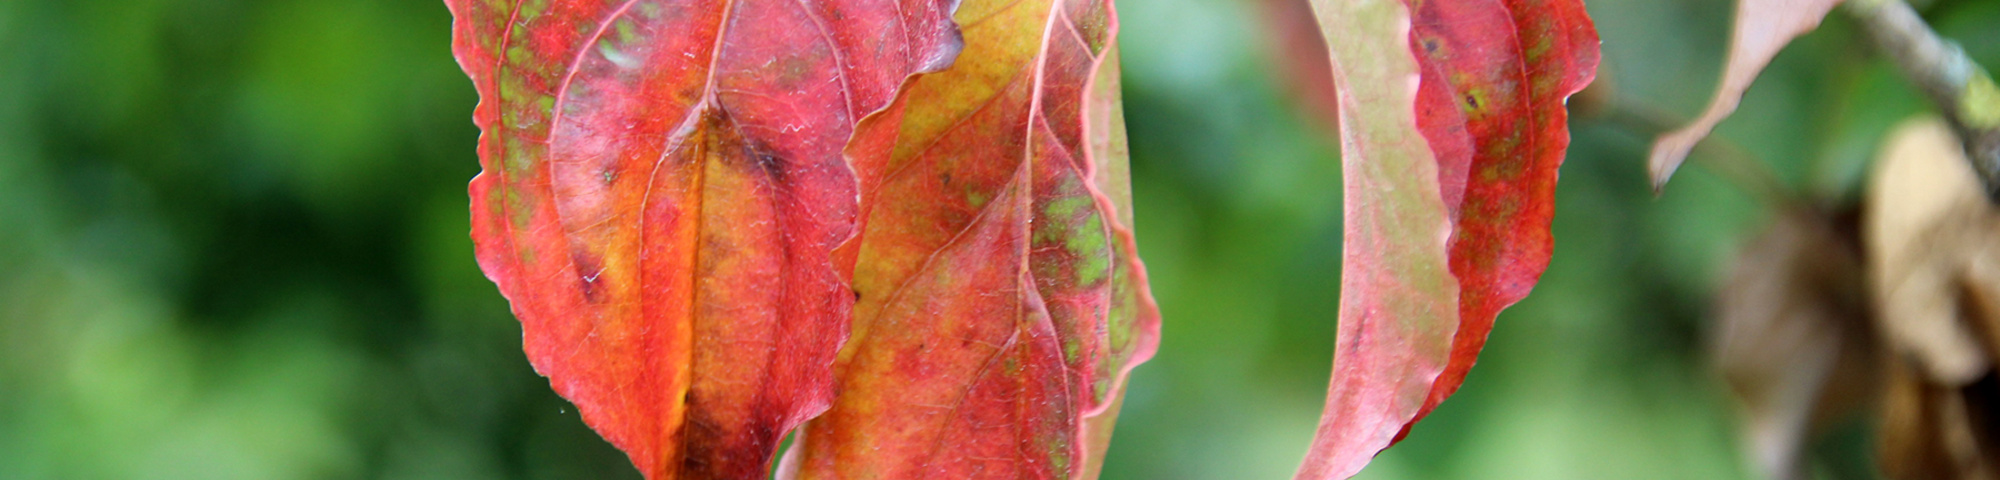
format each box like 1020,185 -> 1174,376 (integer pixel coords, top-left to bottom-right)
1868,117 -> 2000,480
1713,208 -> 1876,480
1867,118 -> 1998,385
1878,356 -> 2000,480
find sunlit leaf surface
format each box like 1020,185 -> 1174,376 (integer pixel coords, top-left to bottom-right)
448,0 -> 960,477
787,0 -> 1160,476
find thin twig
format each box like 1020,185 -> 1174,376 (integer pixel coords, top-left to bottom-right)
1844,0 -> 2000,201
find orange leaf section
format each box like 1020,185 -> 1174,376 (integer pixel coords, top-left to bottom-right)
788,0 -> 1159,477
1648,0 -> 1841,188
447,0 -> 958,478
1296,0 -> 1597,475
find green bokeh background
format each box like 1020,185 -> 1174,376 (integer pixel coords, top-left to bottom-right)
3,0 -> 1997,478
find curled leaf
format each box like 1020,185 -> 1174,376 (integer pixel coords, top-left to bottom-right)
1294,0 -> 1458,477
1647,0 -> 1842,189
448,0 -> 960,477
1402,0 -> 1598,433
788,0 -> 1160,477
1297,0 -> 1597,475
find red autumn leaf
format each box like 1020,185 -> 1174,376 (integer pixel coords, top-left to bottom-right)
1648,0 -> 1842,188
446,0 -> 959,477
1296,0 -> 1597,477
1405,0 -> 1598,432
782,0 -> 1159,477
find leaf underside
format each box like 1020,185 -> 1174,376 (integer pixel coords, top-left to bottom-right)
1647,0 -> 1841,188
1297,0 -> 1597,477
448,0 -> 960,477
787,0 -> 1159,477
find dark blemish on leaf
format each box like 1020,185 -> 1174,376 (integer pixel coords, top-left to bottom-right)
704,108 -> 786,183
1464,93 -> 1481,111
750,144 -> 786,182
1422,38 -> 1441,55
679,404 -> 787,478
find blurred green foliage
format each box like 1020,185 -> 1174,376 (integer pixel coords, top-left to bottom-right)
2,0 -> 1997,478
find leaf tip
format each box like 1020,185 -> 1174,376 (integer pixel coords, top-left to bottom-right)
1648,137 -> 1694,194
